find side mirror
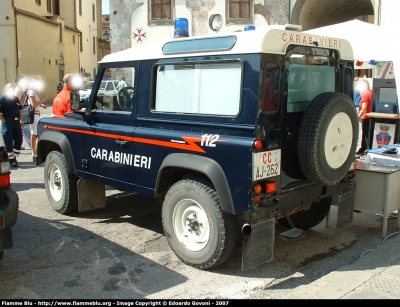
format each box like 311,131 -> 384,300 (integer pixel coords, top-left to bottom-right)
70,90 -> 80,110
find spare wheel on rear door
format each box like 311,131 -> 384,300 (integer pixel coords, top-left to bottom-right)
298,92 -> 358,185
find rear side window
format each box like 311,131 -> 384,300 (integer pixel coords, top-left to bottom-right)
154,61 -> 242,116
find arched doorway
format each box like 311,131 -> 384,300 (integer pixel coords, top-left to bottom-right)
291,0 -> 375,30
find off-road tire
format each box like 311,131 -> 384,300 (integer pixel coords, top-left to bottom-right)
298,92 -> 358,185
277,196 -> 332,230
162,179 -> 237,270
44,151 -> 78,214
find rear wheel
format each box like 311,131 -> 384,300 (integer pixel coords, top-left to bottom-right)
162,179 -> 237,270
277,196 -> 332,230
44,151 -> 78,214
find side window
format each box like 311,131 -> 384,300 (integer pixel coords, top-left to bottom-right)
106,82 -> 114,91
154,61 -> 242,116
94,66 -> 135,112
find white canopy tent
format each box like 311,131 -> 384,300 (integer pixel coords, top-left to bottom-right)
305,20 -> 399,100
305,20 -> 394,61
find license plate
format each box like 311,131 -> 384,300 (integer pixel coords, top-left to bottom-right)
253,149 -> 281,181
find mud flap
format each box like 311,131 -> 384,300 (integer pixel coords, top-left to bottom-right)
0,228 -> 12,251
77,178 -> 106,212
332,181 -> 356,229
242,217 -> 275,271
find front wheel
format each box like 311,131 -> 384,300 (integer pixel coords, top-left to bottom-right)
162,179 -> 237,270
44,151 -> 78,214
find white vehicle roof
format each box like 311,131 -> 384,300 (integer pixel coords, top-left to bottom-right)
101,24 -> 354,64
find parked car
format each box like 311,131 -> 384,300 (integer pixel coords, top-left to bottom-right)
97,80 -> 120,110
78,80 -> 123,110
79,81 -> 95,109
0,134 -> 19,261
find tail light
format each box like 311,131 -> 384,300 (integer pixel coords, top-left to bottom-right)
266,181 -> 277,194
253,139 -> 263,151
252,181 -> 277,202
253,183 -> 262,194
0,172 -> 10,187
252,183 -> 262,202
0,145 -> 11,188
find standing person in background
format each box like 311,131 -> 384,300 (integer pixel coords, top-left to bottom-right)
56,80 -> 63,94
117,76 -> 127,90
354,77 -> 361,112
14,76 -> 27,150
15,76 -> 27,104
26,77 -> 48,162
52,74 -> 82,117
0,83 -> 24,167
356,79 -> 373,156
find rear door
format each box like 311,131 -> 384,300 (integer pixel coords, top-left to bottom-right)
280,46 -> 337,188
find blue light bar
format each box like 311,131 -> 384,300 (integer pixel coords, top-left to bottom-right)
244,25 -> 255,31
174,18 -> 189,38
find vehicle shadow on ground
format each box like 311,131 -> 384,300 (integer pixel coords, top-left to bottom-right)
9,182 -> 45,193
0,210 -> 188,299
75,191 -> 165,236
73,191 -> 255,272
24,189 -> 393,288
69,190 -> 248,270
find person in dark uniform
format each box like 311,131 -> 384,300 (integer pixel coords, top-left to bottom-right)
0,83 -> 24,167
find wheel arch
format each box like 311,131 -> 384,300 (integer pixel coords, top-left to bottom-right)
156,154 -> 235,215
37,131 -> 76,174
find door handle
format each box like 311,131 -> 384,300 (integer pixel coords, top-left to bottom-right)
115,140 -> 128,146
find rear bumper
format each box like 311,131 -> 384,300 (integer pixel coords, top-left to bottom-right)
0,188 -> 19,251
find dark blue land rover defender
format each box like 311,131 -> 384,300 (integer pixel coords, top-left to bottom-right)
36,25 -> 358,270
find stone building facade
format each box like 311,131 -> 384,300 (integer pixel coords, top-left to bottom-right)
0,0 -> 109,99
108,0 -> 382,54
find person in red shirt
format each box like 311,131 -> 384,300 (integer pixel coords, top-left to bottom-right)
356,79 -> 373,155
52,74 -> 81,117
